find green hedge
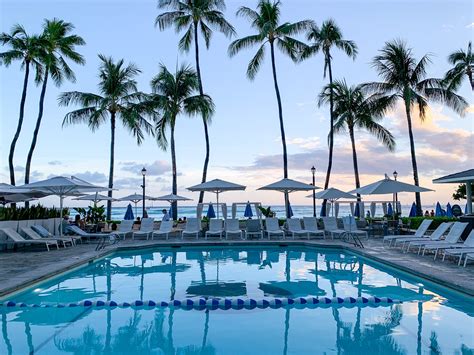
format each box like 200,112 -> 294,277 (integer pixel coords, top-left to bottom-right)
0,205 -> 68,221
401,216 -> 458,230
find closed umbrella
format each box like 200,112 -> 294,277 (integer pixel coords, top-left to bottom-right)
288,201 -> 294,217
354,203 -> 360,217
124,204 -> 134,220
206,203 -> 216,219
435,202 -> 444,217
446,203 -> 453,218
370,202 -> 376,218
244,201 -> 253,218
387,203 -> 393,216
409,202 -> 417,217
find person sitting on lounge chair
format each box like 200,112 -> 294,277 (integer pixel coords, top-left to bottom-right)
162,209 -> 170,222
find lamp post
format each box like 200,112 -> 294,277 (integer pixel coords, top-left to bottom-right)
393,170 -> 398,217
311,166 -> 316,217
141,167 -> 147,217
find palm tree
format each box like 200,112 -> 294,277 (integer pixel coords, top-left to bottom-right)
319,80 -> 396,199
300,19 -> 357,215
228,0 -> 312,217
444,41 -> 473,91
24,19 -> 85,189
155,0 -> 235,204
59,55 -> 154,220
365,40 -> 468,215
150,64 -> 214,220
0,25 -> 45,186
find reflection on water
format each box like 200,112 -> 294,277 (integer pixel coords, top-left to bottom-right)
1,246 -> 473,354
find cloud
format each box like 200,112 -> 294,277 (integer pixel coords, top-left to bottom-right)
466,23 -> 474,28
14,165 -> 25,172
120,160 -> 171,176
286,137 -> 321,150
48,160 -> 62,166
113,177 -> 142,189
73,171 -> 107,184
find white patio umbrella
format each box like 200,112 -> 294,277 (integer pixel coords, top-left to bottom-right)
188,179 -> 246,219
151,194 -> 192,219
0,183 -> 48,204
73,193 -> 118,204
258,178 -> 320,217
118,193 -> 155,217
306,188 -> 357,216
17,176 -> 109,235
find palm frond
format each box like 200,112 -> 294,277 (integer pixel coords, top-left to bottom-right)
228,34 -> 264,57
246,43 -> 266,80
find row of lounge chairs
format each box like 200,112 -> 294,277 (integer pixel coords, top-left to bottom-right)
384,220 -> 474,266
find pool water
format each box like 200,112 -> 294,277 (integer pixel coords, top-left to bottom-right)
1,246 -> 473,354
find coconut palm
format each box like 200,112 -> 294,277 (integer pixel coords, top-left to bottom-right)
364,40 -> 468,215
59,55 -> 154,220
155,0 -> 235,204
444,41 -> 473,91
0,25 -> 45,186
300,19 -> 357,215
150,64 -> 214,220
24,19 -> 85,189
228,0 -> 312,217
319,80 -> 396,199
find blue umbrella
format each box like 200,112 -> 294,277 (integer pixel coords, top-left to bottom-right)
446,203 -> 453,218
244,202 -> 253,218
387,203 -> 393,216
288,202 -> 294,217
409,202 -> 417,217
354,203 -> 360,217
207,203 -> 216,219
320,204 -> 326,217
435,202 -> 443,217
465,204 -> 468,215
168,204 -> 173,218
124,203 -> 134,220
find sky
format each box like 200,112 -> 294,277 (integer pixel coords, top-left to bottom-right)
0,0 -> 473,209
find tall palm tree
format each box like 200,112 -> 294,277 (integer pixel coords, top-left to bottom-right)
319,80 -> 396,199
59,55 -> 155,220
365,40 -> 468,215
300,19 -> 357,215
228,0 -> 312,217
155,0 -> 235,204
150,64 -> 214,220
0,25 -> 45,186
24,19 -> 85,189
444,41 -> 473,91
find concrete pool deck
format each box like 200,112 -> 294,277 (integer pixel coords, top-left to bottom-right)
1,237 -> 473,298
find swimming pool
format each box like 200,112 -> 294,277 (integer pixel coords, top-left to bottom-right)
1,246 -> 473,354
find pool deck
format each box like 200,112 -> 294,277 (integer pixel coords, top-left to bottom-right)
1,236 -> 473,298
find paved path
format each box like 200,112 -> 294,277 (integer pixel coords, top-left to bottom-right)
1,236 -> 473,298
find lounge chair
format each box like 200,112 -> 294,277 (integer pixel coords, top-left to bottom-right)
0,228 -> 58,251
342,216 -> 368,240
322,217 -> 345,239
151,221 -> 173,240
116,220 -> 134,240
225,219 -> 243,239
302,217 -> 325,239
245,219 -> 263,240
286,218 -> 310,239
442,230 -> 474,265
419,222 -> 468,258
383,219 -> 432,246
32,224 -> 82,245
392,222 -> 452,250
205,219 -> 225,240
181,218 -> 201,239
265,218 -> 285,239
68,225 -> 114,243
21,226 -> 74,247
463,252 -> 474,267
132,218 -> 155,240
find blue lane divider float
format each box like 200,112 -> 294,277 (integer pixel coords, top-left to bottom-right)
0,296 -> 400,311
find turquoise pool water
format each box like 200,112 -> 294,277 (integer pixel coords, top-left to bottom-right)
1,246 -> 473,354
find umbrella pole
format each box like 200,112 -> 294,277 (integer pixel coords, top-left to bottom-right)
216,191 -> 220,219
59,195 -> 64,237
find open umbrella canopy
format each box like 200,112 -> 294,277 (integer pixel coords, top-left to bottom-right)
351,175 -> 433,195
73,193 -> 117,203
258,178 -> 319,193
308,188 -> 357,201
188,179 -> 246,193
0,193 -> 38,204
152,193 -> 192,203
117,193 -> 155,203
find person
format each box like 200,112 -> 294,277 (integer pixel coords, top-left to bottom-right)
59,215 -> 71,234
162,209 -> 170,222
424,210 -> 430,217
366,211 -> 371,219
73,214 -> 82,227
430,210 -> 435,217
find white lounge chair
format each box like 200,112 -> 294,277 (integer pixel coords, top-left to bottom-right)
21,226 -> 74,247
0,228 -> 58,251
116,220 -> 134,240
420,222 -> 468,259
399,222 -> 452,252
245,219 -> 263,239
463,252 -> 474,267
342,216 -> 368,240
442,230 -> 474,265
68,225 -> 115,243
32,224 -> 82,245
286,218 -> 310,239
322,217 -> 345,239
302,217 -> 325,239
225,219 -> 243,240
181,218 -> 201,239
151,221 -> 173,240
265,218 -> 285,239
205,219 -> 224,240
132,218 -> 155,240
384,219 -> 432,246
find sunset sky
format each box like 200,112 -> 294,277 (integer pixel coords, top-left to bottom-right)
1,0 -> 472,208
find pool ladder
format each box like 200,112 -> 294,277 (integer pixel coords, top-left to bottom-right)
342,232 -> 364,248
95,234 -> 119,251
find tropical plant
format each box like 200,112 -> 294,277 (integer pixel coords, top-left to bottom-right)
300,19 -> 357,214
59,54 -> 155,220
228,0 -> 312,217
150,64 -> 214,220
364,40 -> 468,215
257,205 -> 276,218
319,80 -> 396,198
453,183 -> 474,200
24,19 -> 86,190
0,204 -> 67,221
156,0 -> 235,204
444,41 -> 473,91
0,25 -> 45,186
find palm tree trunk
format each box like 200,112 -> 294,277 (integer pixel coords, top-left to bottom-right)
322,54 -> 334,216
9,60 -> 30,187
404,101 -> 422,215
106,112 -> 116,221
25,67 -> 49,194
270,41 -> 290,218
349,125 -> 361,201
170,122 -> 178,221
194,22 -> 210,204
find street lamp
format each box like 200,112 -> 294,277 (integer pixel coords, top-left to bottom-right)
393,170 -> 398,216
141,167 -> 147,217
311,166 -> 316,217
